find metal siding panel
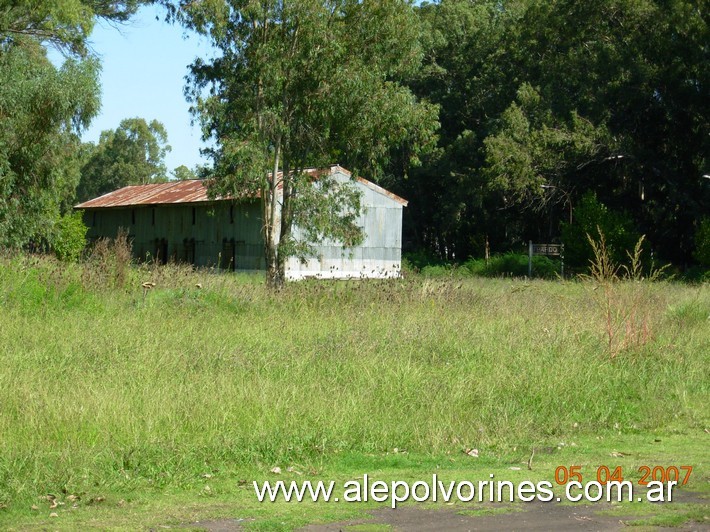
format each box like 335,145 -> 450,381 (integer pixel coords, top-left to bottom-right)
78,170 -> 404,278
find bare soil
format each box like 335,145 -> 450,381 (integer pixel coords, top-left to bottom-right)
178,492 -> 709,532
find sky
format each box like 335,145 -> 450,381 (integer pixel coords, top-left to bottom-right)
82,5 -> 217,174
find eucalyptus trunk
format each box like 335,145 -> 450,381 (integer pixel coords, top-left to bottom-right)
265,146 -> 284,290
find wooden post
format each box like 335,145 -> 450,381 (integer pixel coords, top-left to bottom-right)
561,244 -> 565,279
528,240 -> 533,278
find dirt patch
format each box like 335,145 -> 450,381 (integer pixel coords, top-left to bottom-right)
302,502 -> 625,531
173,491 -> 708,531
301,499 -> 708,532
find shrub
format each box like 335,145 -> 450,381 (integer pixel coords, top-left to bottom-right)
682,266 -> 710,283
420,264 -> 456,277
465,253 -> 560,279
52,212 -> 88,262
402,250 -> 447,272
561,192 -> 640,271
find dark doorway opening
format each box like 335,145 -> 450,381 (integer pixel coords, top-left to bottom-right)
183,238 -> 196,265
153,238 -> 168,264
222,238 -> 235,271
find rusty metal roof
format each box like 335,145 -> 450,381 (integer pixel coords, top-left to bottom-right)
74,166 -> 408,209
74,180 -> 212,209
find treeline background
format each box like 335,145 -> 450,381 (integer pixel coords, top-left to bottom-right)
1,0 -> 708,275
385,0 -> 708,275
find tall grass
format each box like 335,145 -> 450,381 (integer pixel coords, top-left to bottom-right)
0,254 -> 707,507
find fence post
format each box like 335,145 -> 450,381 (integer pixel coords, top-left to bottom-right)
528,240 -> 533,278
560,243 -> 565,279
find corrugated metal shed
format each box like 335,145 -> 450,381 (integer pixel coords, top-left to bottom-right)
74,166 -> 408,209
76,166 -> 407,278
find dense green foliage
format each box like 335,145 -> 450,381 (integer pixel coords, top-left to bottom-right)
0,0 -> 146,249
694,218 -> 710,267
51,211 -> 88,262
399,0 -> 708,268
0,39 -> 99,248
171,164 -> 197,181
405,253 -> 561,279
0,0 -> 144,56
465,253 -> 560,279
561,192 -> 640,270
76,118 -> 172,201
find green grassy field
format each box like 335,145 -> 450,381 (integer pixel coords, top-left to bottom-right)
0,254 -> 707,529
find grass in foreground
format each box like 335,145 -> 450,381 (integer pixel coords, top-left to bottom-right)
0,254 -> 707,528
2,434 -> 707,530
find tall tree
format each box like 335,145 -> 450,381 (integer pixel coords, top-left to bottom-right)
77,118 -> 172,201
0,0 -> 144,56
0,0 -> 146,249
405,0 -> 708,266
486,0 -> 709,264
401,0 -> 526,260
171,164 -> 197,180
0,40 -> 99,247
170,0 -> 439,288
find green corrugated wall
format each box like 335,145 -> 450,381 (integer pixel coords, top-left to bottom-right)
82,201 -> 265,270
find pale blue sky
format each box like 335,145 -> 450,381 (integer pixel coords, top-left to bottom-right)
83,4 -> 216,174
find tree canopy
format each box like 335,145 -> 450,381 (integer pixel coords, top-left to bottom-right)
400,0 -> 708,268
0,38 -> 100,247
1,0 -> 707,274
0,0 -> 146,249
77,118 -> 172,202
0,0 -> 143,56
171,165 -> 197,181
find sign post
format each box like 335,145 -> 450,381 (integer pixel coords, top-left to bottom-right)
528,242 -> 565,279
528,240 -> 533,277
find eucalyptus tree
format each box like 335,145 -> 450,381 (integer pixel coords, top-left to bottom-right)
169,0 -> 439,289
401,0 -> 527,260
0,0 -> 144,56
171,165 -> 197,181
0,39 -> 100,247
77,118 -> 172,201
0,0 -> 146,248
482,0 -> 709,264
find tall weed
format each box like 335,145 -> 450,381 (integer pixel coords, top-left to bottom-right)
584,228 -> 668,358
82,229 -> 133,291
